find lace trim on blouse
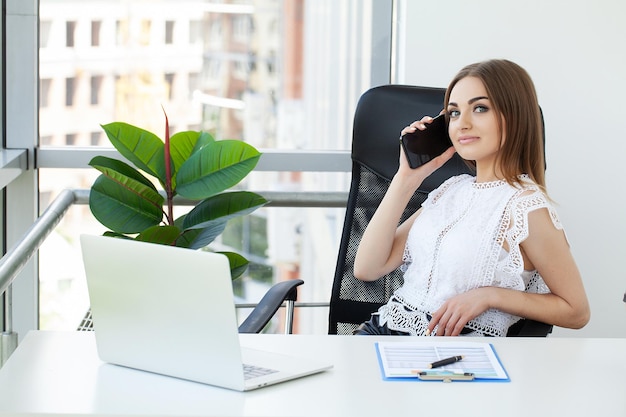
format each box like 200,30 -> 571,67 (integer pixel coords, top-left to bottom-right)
382,174 -> 558,337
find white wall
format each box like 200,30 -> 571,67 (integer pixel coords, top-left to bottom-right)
398,0 -> 626,337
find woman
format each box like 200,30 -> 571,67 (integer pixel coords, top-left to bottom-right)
353,59 -> 590,337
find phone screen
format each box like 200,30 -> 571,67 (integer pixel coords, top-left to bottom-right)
400,114 -> 452,168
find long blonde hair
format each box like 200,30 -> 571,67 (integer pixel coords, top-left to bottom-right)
444,59 -> 546,189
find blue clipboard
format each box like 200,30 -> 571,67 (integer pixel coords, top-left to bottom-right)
375,341 -> 511,383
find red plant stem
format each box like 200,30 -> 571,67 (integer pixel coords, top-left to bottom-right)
162,107 -> 174,225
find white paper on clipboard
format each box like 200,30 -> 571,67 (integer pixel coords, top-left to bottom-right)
375,341 -> 509,381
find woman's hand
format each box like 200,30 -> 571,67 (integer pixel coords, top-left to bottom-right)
398,116 -> 456,182
400,115 -> 436,137
426,287 -> 494,336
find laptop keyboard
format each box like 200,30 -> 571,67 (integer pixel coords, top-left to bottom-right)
243,364 -> 278,380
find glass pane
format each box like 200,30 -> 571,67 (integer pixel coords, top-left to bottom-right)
38,0 -> 383,333
39,0 -> 379,150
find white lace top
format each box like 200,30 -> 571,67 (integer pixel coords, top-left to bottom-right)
377,174 -> 556,337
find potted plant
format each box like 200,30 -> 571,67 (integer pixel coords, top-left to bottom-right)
87,112 -> 268,279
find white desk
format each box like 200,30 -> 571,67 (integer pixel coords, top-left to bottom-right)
0,331 -> 624,417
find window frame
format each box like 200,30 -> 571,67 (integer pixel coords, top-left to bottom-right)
2,0 -> 39,339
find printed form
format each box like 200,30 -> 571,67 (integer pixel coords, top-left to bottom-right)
375,341 -> 509,381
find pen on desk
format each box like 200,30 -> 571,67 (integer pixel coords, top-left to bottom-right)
428,355 -> 464,369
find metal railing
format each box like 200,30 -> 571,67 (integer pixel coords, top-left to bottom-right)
0,188 -> 347,366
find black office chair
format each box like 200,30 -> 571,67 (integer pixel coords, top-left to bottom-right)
328,84 -> 552,337
78,278 -> 303,334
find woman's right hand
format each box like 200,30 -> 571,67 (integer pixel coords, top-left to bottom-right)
400,115 -> 436,138
398,116 -> 456,183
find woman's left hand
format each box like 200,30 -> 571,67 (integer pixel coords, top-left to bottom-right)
427,288 -> 493,336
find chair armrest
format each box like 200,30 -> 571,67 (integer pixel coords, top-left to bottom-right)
238,279 -> 304,334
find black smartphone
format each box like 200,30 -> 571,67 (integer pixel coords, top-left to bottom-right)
399,114 -> 452,168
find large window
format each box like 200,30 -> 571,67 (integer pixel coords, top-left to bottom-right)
36,0 -> 392,334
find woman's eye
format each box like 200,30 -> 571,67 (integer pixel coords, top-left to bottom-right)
474,105 -> 489,113
448,109 -> 460,118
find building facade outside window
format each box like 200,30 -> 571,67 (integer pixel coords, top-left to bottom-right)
91,20 -> 101,46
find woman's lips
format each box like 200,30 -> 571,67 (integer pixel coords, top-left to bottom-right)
458,135 -> 479,145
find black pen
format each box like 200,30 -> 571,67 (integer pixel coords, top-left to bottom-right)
428,355 -> 464,369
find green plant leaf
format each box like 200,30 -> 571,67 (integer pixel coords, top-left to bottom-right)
179,191 -> 267,249
87,158 -> 164,215
89,174 -> 164,233
169,131 -> 215,191
101,122 -> 166,184
185,219 -> 229,249
175,140 -> 261,200
173,214 -> 221,249
217,251 -> 249,280
88,156 -> 158,191
182,191 -> 268,231
171,214 -> 202,248
174,229 -> 200,248
102,231 -> 132,239
170,131 -> 215,170
136,225 -> 181,245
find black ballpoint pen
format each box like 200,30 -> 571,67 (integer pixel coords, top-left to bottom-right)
428,355 -> 464,369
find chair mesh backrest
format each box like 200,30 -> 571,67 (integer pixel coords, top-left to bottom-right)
329,165 -> 429,335
328,85 -> 472,334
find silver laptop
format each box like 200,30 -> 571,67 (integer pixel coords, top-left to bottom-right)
80,234 -> 332,391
